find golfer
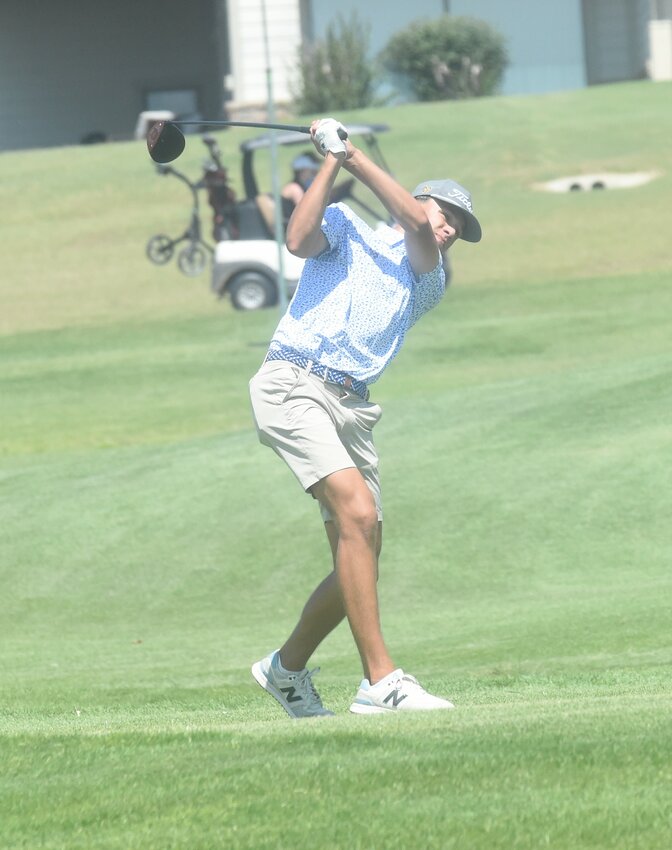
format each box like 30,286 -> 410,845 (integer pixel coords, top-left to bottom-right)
249,117 -> 482,717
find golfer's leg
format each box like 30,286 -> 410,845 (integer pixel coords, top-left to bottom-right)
312,469 -> 394,684
280,521 -> 383,672
279,570 -> 344,672
327,518 -> 382,576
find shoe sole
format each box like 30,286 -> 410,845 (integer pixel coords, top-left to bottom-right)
349,700 -> 455,714
349,702 -> 391,715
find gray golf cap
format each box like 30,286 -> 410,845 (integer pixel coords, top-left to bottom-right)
412,179 -> 482,242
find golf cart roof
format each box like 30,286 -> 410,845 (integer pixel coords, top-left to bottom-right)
239,123 -> 389,152
240,124 -> 391,200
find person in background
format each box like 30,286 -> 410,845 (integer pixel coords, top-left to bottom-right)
280,151 -> 321,226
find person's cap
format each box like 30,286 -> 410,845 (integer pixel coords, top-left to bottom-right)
292,154 -> 320,172
412,179 -> 482,242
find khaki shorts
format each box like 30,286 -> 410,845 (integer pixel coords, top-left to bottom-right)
249,360 -> 383,520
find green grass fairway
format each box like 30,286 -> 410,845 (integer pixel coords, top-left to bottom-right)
2,81 -> 672,849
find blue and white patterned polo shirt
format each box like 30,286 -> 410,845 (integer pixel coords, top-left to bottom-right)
269,203 -> 447,384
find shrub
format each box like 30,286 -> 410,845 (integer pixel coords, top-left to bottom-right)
292,12 -> 374,113
379,15 -> 508,101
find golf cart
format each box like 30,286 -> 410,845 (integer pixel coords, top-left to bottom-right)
211,124 -> 392,311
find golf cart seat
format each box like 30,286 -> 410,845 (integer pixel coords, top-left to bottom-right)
229,197 -> 274,240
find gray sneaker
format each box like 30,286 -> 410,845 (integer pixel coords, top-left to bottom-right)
349,668 -> 455,714
251,649 -> 334,718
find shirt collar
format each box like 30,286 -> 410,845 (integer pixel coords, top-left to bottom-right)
375,223 -> 405,247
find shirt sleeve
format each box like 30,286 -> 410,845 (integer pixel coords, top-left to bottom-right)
320,203 -> 348,253
409,259 -> 447,326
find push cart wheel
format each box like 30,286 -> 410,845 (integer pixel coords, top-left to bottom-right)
146,234 -> 174,265
177,244 -> 209,277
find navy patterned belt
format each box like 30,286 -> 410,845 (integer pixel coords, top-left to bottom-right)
265,345 -> 369,400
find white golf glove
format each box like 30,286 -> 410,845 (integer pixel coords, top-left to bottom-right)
314,118 -> 348,159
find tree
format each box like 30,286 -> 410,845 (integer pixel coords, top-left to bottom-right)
292,12 -> 374,113
379,15 -> 508,101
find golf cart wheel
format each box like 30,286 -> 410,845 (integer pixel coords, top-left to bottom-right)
146,234 -> 174,265
177,244 -> 209,277
228,271 -> 277,311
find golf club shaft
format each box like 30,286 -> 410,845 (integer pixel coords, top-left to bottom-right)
147,119 -> 348,164
173,120 -> 312,133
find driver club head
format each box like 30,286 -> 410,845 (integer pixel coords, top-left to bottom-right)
147,120 -> 186,163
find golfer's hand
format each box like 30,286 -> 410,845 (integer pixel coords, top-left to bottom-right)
312,118 -> 348,159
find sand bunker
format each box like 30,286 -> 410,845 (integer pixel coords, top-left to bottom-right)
534,172 -> 660,192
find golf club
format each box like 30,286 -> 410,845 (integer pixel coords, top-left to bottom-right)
147,120 -> 348,164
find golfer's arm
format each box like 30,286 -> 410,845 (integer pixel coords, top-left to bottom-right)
343,149 -> 439,274
286,154 -> 342,258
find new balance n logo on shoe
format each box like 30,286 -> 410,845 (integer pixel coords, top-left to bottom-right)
280,686 -> 303,703
383,688 -> 407,708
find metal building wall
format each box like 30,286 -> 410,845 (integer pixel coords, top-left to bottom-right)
582,0 -> 650,84
308,0 -> 448,59
451,0 -> 587,94
0,0 -> 228,152
306,0 -> 586,96
305,0 -> 650,97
